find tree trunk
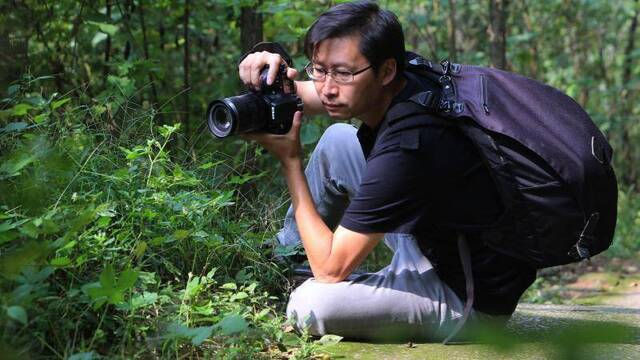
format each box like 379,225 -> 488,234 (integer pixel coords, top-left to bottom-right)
488,0 -> 508,69
621,0 -> 639,187
238,3 -> 264,197
623,0 -> 639,88
138,0 -> 160,114
104,0 -> 111,79
0,2 -> 27,93
447,0 -> 458,60
240,3 -> 263,53
521,0 -> 538,78
181,0 -> 190,147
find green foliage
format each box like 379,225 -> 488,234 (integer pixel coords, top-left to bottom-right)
1,0 -> 639,357
0,78 -> 308,357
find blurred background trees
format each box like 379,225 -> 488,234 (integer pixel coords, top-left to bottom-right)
3,0 -> 638,186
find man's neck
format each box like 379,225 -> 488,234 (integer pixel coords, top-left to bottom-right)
359,76 -> 407,129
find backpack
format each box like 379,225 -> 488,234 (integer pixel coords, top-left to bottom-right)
387,52 -> 618,270
387,53 -> 619,344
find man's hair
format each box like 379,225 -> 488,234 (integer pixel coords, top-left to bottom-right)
304,1 -> 406,80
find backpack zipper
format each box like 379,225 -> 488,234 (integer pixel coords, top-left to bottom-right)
480,74 -> 490,114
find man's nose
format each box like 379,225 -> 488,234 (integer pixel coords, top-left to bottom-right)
321,76 -> 339,97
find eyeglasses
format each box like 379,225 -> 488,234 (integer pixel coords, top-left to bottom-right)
304,63 -> 373,84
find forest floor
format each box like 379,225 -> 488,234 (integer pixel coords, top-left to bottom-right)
531,255 -> 640,308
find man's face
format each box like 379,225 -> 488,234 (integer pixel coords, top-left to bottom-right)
311,35 -> 387,121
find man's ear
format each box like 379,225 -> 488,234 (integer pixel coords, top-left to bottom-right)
381,58 -> 398,86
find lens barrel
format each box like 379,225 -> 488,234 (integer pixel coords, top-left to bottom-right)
206,93 -> 267,138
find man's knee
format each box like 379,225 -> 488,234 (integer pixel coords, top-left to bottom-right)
286,280 -> 342,336
315,123 -> 360,155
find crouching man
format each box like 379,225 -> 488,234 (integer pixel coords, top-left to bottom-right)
239,1 -> 535,342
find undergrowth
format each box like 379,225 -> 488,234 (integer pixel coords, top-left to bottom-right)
0,76 -> 321,359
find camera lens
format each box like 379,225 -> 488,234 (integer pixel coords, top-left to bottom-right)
208,102 -> 235,138
206,94 -> 267,138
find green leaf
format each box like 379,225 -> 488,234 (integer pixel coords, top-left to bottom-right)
96,216 -> 111,228
256,308 -> 271,320
173,229 -> 190,240
12,103 -> 32,116
301,122 -> 322,145
50,257 -> 71,267
0,152 -> 35,178
274,243 -> 303,257
198,160 -> 224,169
1,122 -> 28,133
34,113 -> 47,124
86,266 -> 138,308
130,291 -> 157,310
89,31 -> 106,45
221,282 -> 237,290
6,305 -> 28,325
60,240 -> 77,251
244,282 -> 257,294
230,291 -> 248,301
3,231 -> 24,245
99,264 -> 116,289
228,171 -> 267,185
158,123 -> 181,138
0,241 -> 49,276
51,97 -> 71,110
134,241 -> 147,258
0,219 -> 29,233
25,95 -> 45,106
115,269 -> 139,291
107,75 -> 135,96
167,323 -> 213,346
7,84 -> 20,96
68,352 -> 95,360
216,314 -> 248,335
86,21 -> 119,36
316,334 -> 343,346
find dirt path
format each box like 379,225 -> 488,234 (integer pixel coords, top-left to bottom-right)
537,257 -> 640,308
610,289 -> 640,308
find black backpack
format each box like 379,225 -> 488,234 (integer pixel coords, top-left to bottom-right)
387,53 -> 618,344
387,52 -> 618,269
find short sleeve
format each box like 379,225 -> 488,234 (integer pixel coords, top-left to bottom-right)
339,126 -> 446,234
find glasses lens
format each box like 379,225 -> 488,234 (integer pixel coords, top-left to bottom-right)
306,66 -> 322,80
333,72 -> 353,83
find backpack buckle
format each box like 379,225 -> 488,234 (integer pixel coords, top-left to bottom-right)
409,91 -> 437,109
568,212 -> 600,261
409,56 -> 434,70
441,60 -> 451,75
440,99 -> 453,113
568,243 -> 591,260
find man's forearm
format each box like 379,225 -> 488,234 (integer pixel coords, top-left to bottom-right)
294,80 -> 326,116
281,160 -> 335,278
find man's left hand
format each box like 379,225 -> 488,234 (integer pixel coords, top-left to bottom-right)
242,111 -> 304,168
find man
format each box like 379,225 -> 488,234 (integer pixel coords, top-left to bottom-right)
239,1 -> 535,341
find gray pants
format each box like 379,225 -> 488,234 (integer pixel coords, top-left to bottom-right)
277,123 -> 470,341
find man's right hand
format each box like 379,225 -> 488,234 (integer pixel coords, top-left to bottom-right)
238,50 -> 326,116
238,51 -> 298,90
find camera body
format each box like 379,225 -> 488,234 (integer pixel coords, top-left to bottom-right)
207,64 -> 303,138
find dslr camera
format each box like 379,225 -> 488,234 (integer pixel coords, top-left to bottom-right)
207,63 -> 303,138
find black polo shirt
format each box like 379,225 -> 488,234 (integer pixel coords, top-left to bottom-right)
339,71 -> 536,316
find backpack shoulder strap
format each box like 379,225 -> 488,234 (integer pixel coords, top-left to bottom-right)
405,52 -> 463,114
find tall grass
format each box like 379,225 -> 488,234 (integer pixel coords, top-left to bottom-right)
0,78 -> 317,358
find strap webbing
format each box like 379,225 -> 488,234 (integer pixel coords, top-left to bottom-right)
443,233 -> 474,345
